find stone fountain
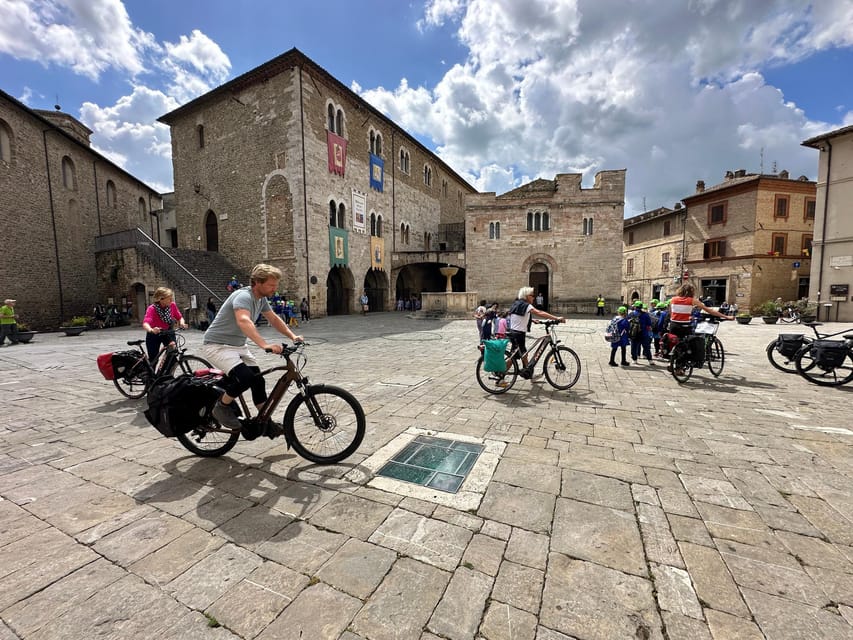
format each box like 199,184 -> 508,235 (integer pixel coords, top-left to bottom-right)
420,265 -> 477,317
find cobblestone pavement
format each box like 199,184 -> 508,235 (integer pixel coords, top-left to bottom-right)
1,314 -> 852,640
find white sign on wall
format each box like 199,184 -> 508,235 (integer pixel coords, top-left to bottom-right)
830,255 -> 853,267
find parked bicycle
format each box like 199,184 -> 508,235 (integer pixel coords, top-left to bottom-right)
667,315 -> 726,383
110,332 -> 212,399
177,342 -> 365,463
777,305 -> 801,324
793,329 -> 853,387
475,320 -> 581,393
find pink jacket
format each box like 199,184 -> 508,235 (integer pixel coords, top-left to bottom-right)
143,302 -> 183,330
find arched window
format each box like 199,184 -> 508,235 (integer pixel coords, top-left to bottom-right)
376,214 -> 383,238
424,232 -> 431,251
327,104 -> 335,132
196,124 -> 205,149
583,217 -> 594,236
399,148 -> 410,174
370,130 -> 382,155
106,180 -> 117,208
329,200 -> 337,227
534,212 -> 541,231
138,197 -> 146,217
527,212 -> 533,231
542,212 -> 550,231
442,179 -> 448,198
423,165 -> 432,187
337,202 -> 346,228
370,212 -> 377,236
489,221 -> 501,239
0,119 -> 12,164
61,156 -> 76,190
335,110 -> 344,136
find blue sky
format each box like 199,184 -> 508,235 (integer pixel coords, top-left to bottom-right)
2,0 -> 852,216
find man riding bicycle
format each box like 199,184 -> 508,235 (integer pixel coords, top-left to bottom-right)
508,286 -> 566,380
202,264 -> 302,431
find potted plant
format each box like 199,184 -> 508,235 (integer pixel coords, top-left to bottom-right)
795,300 -> 818,324
14,322 -> 37,343
755,301 -> 779,324
735,312 -> 752,325
61,316 -> 90,336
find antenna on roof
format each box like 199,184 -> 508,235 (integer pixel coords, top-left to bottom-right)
759,147 -> 764,173
54,94 -> 61,111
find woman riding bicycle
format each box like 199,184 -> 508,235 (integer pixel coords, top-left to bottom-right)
508,286 -> 565,379
142,287 -> 187,362
665,283 -> 734,343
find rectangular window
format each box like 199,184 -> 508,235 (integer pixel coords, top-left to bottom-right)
661,252 -> 670,273
708,201 -> 727,225
772,233 -> 787,255
801,234 -> 812,257
627,231 -> 634,245
703,238 -> 726,259
626,258 -> 634,275
663,220 -> 671,236
774,194 -> 789,219
804,198 -> 816,221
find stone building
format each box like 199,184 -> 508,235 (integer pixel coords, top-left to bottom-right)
802,126 -> 853,322
158,48 -> 477,316
622,170 -> 815,312
466,172 -> 627,311
0,90 -> 162,329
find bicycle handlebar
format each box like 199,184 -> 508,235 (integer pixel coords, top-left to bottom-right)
265,342 -> 309,356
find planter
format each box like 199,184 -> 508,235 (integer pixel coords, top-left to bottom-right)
14,331 -> 36,343
60,326 -> 86,336
761,316 -> 779,325
735,316 -> 752,325
801,315 -> 817,324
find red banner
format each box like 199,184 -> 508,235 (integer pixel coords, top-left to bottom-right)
327,131 -> 347,176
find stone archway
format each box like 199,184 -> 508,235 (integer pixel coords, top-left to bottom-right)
326,266 -> 355,315
363,269 -> 389,312
204,210 -> 218,252
528,262 -> 549,310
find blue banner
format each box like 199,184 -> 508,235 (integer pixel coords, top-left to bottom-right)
369,153 -> 384,192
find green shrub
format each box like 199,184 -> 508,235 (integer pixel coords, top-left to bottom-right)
69,316 -> 90,326
754,300 -> 779,316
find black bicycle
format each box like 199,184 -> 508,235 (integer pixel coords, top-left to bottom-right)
793,330 -> 853,387
112,332 -> 212,399
475,320 -> 581,393
668,316 -> 726,383
177,343 -> 365,463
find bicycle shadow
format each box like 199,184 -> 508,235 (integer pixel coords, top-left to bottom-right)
681,374 -> 779,393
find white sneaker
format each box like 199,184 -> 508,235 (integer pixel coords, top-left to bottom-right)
212,401 -> 240,429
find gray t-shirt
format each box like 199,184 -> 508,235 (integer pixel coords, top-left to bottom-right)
203,288 -> 271,346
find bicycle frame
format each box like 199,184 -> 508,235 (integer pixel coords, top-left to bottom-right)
508,323 -> 560,367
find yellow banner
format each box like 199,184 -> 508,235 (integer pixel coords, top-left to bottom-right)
370,236 -> 385,270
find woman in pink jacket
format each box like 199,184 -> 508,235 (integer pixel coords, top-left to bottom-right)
141,287 -> 187,362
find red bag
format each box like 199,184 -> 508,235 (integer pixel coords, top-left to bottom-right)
97,352 -> 115,380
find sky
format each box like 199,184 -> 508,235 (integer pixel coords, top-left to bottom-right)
2,0 -> 852,217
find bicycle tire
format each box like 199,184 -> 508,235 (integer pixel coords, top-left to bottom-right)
173,355 -> 213,377
112,358 -> 152,399
283,385 -> 365,464
706,337 -> 725,377
542,345 -> 581,390
765,338 -> 808,373
795,346 -> 853,387
176,421 -> 240,457
669,343 -> 693,383
475,349 -> 518,394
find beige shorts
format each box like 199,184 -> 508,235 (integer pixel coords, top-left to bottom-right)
201,343 -> 258,374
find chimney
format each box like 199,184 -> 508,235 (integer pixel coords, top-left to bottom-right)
674,202 -> 682,209
734,169 -> 746,178
725,170 -> 734,180
696,180 -> 705,193
778,169 -> 789,179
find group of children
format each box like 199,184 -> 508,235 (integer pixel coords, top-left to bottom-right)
474,301 -> 509,341
606,298 -> 674,366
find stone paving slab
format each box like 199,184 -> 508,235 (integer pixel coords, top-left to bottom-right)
1,316 -> 853,638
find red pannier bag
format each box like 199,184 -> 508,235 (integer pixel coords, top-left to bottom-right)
97,352 -> 115,380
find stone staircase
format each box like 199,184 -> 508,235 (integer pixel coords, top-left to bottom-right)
160,247 -> 250,304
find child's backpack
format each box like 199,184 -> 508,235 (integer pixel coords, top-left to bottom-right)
629,314 -> 641,339
604,317 -> 621,343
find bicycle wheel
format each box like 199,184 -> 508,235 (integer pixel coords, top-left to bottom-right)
543,346 -> 581,390
283,385 -> 365,464
706,337 -> 725,377
173,355 -> 213,377
112,359 -> 151,399
475,351 -> 518,394
765,339 -> 800,373
176,420 -> 240,457
669,343 -> 693,383
795,347 -> 853,387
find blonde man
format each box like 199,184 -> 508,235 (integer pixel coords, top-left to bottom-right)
202,264 -> 302,430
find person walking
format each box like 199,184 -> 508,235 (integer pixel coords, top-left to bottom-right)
608,306 -> 631,367
206,297 -> 217,325
596,295 -> 605,316
508,286 -> 566,380
202,264 -> 302,432
142,288 -> 187,362
300,298 -> 310,322
360,292 -> 369,315
0,299 -> 19,346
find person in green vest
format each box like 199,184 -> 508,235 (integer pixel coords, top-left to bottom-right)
0,299 -> 19,346
596,295 -> 606,316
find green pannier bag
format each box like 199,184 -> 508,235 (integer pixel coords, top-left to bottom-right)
483,338 -> 509,373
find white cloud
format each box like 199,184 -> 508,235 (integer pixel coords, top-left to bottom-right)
355,0 -> 852,215
0,0 -> 155,80
160,29 -> 231,103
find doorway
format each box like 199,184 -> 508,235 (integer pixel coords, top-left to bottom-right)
326,266 -> 353,315
529,263 -> 549,310
364,269 -> 388,312
205,210 -> 219,252
700,278 -> 727,306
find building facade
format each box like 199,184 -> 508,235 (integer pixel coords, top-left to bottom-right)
0,90 -> 162,329
623,206 -> 685,304
623,170 -> 815,312
466,172 -> 626,311
802,126 -> 853,323
158,48 -> 477,316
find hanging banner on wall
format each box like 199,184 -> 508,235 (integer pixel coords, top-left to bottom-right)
369,153 -> 384,192
327,131 -> 347,176
329,227 -> 348,266
352,189 -> 366,234
370,236 -> 385,271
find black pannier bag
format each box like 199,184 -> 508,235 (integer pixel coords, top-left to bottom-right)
776,334 -> 806,359
811,340 -> 849,368
688,335 -> 706,366
144,373 -> 221,438
112,350 -> 142,379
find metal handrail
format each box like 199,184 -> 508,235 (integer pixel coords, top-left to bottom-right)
95,227 -> 222,302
